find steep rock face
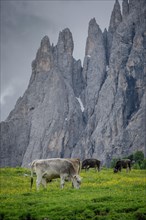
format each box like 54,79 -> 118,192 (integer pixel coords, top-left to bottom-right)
0,118 -> 31,167
22,68 -> 85,166
30,36 -> 54,84
108,0 -> 122,34
72,0 -> 146,164
107,0 -> 122,64
82,18 -> 106,118
0,0 -> 145,167
0,29 -> 85,167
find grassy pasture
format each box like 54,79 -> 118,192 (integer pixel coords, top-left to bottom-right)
0,167 -> 145,220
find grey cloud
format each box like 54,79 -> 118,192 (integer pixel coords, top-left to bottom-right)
1,1 -> 57,40
1,0 -> 116,121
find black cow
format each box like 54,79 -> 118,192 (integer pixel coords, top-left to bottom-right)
82,159 -> 101,172
114,159 -> 131,173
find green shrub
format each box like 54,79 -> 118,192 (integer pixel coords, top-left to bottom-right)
140,159 -> 146,169
133,163 -> 140,169
127,154 -> 134,161
133,151 -> 144,166
112,151 -> 145,170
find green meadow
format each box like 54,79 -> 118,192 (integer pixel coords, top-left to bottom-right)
0,167 -> 145,220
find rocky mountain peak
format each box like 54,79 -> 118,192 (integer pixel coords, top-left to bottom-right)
85,18 -> 103,56
30,35 -> 53,77
57,28 -> 74,56
109,0 -> 122,33
88,18 -> 99,35
40,35 -> 51,52
122,0 -> 129,17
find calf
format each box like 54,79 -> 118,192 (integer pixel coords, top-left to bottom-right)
82,159 -> 101,172
114,159 -> 131,173
30,158 -> 82,190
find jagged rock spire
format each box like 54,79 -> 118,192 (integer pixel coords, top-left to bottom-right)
107,0 -> 122,64
57,28 -> 74,55
88,18 -> 99,35
103,28 -> 108,65
122,0 -> 129,17
85,18 -> 103,56
31,35 -> 53,75
56,28 -> 74,85
108,0 -> 122,33
83,18 -> 106,117
40,35 -> 51,52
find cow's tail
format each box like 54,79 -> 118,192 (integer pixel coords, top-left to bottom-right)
31,170 -> 33,189
79,160 -> 82,173
30,161 -> 35,189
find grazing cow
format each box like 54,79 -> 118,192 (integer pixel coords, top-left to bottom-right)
68,158 -> 81,174
30,158 -> 82,190
46,158 -> 81,185
82,159 -> 101,172
114,159 -> 131,173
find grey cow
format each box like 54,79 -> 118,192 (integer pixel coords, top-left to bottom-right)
30,158 -> 82,190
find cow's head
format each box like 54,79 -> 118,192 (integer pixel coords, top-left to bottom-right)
114,168 -> 118,173
72,175 -> 82,189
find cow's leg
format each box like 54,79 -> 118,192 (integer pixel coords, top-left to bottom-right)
98,166 -> 100,172
60,176 -> 65,189
126,165 -> 129,173
41,178 -> 47,189
36,175 -> 42,190
95,165 -> 99,172
86,165 -> 90,172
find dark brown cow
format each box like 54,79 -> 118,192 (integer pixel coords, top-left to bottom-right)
82,159 -> 101,172
114,159 -> 131,173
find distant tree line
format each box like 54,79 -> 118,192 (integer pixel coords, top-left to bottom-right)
111,151 -> 146,169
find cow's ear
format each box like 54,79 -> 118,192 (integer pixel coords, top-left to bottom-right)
73,175 -> 82,181
73,175 -> 77,179
73,175 -> 78,180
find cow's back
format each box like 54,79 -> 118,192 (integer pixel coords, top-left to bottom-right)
68,158 -> 81,174
121,159 -> 131,168
34,158 -> 75,177
82,158 -> 100,170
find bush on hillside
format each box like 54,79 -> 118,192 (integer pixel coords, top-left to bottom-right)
110,151 -> 145,169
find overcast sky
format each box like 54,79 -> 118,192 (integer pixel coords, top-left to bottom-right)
1,0 -> 120,121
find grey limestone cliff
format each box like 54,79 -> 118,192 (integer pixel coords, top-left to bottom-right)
72,0 -> 146,164
0,0 -> 145,167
